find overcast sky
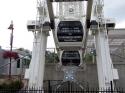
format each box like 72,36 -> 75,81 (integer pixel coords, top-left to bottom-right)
0,0 -> 125,51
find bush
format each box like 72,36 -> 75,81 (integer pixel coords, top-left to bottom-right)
0,80 -> 23,93
84,53 -> 93,62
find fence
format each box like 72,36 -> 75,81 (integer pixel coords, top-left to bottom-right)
0,88 -> 124,93
0,80 -> 124,93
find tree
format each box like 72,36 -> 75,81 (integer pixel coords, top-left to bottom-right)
45,51 -> 59,63
3,51 -> 19,60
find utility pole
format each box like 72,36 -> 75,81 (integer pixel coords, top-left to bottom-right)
8,20 -> 14,79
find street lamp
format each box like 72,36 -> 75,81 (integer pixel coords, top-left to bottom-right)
8,20 -> 14,78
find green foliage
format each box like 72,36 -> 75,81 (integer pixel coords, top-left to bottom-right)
22,58 -> 31,68
45,51 -> 59,63
84,53 -> 93,62
17,48 -> 24,51
0,80 -> 23,92
17,48 -> 30,53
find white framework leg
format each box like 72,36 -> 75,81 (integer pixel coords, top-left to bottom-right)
95,30 -> 114,88
28,31 -> 48,88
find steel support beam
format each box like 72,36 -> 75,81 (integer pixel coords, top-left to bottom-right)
95,30 -> 114,88
28,31 -> 48,88
83,0 -> 93,52
46,0 -> 55,29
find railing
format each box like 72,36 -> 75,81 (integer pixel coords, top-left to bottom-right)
1,80 -> 124,93
0,88 -> 124,93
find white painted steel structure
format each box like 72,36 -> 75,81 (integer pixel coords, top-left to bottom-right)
90,0 -> 118,88
25,0 -> 119,89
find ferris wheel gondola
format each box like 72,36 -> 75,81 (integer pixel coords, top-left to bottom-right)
59,50 -> 83,66
54,21 -> 85,49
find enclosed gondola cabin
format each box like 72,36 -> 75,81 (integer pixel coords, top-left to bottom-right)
61,51 -> 82,66
55,21 -> 85,49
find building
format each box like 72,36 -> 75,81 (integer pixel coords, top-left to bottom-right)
0,47 -> 31,76
0,46 -> 8,75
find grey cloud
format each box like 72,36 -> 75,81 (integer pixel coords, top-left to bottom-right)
104,0 -> 125,23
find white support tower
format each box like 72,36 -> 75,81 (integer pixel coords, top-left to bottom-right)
26,0 -> 50,88
95,30 -> 114,88
90,0 -> 118,88
28,31 -> 49,88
